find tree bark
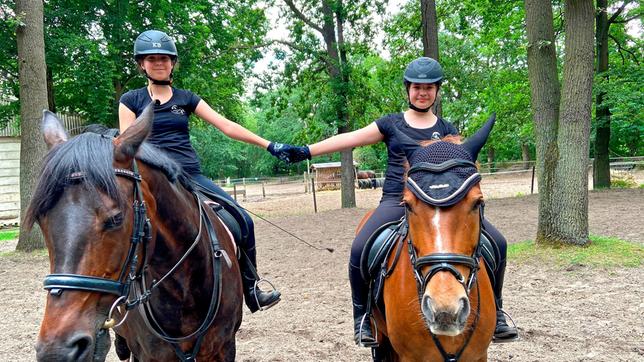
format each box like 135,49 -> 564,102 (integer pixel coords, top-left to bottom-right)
552,0 -> 594,245
592,0 -> 611,188
521,143 -> 532,169
15,0 -> 48,251
421,0 -> 442,117
524,0 -> 561,244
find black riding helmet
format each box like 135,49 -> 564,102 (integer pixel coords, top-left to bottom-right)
134,30 -> 177,85
403,57 -> 444,113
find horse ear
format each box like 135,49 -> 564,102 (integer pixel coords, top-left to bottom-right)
113,101 -> 155,162
42,110 -> 68,149
462,113 -> 496,160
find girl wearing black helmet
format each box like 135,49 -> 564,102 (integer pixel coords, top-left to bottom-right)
269,57 -> 518,346
120,30 -> 281,313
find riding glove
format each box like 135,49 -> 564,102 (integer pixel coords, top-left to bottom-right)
267,142 -> 311,164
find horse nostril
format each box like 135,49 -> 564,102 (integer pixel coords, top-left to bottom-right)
457,296 -> 470,325
66,333 -> 93,361
421,295 -> 435,323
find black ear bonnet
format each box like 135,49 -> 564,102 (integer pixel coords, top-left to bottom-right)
406,142 -> 480,207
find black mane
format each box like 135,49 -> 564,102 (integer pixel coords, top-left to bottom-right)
25,126 -> 191,229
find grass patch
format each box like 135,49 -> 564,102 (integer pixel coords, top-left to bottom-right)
0,228 -> 19,243
508,235 -> 643,268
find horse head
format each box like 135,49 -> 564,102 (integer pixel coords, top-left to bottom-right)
398,115 -> 495,338
27,105 -> 155,361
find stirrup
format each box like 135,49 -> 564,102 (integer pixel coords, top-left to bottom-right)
493,310 -> 519,343
356,314 -> 379,347
252,278 -> 280,311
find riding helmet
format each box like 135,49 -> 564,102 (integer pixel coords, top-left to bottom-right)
134,30 -> 178,61
403,57 -> 443,85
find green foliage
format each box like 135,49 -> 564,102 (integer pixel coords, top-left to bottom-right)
0,228 -> 19,243
508,236 -> 644,268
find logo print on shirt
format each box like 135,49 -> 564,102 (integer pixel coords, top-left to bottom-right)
431,131 -> 441,140
171,105 -> 186,115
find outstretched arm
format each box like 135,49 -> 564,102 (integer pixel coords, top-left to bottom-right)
194,100 -> 270,149
308,122 -> 383,157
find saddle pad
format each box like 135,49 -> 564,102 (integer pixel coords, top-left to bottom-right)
360,220 -> 403,281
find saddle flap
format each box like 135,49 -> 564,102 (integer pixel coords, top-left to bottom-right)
360,220 -> 403,282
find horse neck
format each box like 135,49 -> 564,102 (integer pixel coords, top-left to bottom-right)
140,166 -> 211,281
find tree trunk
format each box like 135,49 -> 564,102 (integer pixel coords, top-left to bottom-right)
321,0 -> 355,208
421,0 -> 442,117
593,0 -> 611,188
521,142 -> 532,169
524,0 -> 561,244
486,147 -> 495,173
15,0 -> 48,251
551,0 -> 594,245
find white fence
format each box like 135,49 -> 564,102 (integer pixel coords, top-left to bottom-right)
0,113 -> 86,226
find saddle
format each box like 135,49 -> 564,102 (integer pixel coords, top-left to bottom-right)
190,181 -> 248,248
359,220 -> 500,305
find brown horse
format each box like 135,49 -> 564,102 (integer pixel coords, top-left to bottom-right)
26,104 -> 243,362
358,117 -> 497,361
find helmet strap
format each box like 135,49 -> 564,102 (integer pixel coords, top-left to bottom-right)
408,102 -> 431,113
144,70 -> 173,86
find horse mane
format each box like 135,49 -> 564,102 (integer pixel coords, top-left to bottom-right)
24,125 -> 191,230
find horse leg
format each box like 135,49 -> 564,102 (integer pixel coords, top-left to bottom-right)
371,337 -> 398,362
222,339 -> 236,362
113,333 -> 131,361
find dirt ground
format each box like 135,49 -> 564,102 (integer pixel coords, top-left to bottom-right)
1,172 -> 643,362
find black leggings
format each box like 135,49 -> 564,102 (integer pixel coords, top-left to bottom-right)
349,197 -> 508,306
190,174 -> 258,263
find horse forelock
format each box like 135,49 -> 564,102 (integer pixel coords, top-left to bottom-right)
25,128 -> 190,230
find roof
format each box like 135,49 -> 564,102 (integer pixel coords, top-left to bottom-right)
310,161 -> 359,170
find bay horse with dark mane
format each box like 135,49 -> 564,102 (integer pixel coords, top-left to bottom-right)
27,103 -> 243,361
357,117 -> 497,361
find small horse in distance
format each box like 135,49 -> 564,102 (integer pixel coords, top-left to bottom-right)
359,116 -> 498,361
27,103 -> 243,361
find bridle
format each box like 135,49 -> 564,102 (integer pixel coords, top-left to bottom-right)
400,159 -> 484,362
43,162 -> 150,300
41,159 -> 231,362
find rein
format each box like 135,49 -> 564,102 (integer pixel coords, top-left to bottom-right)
42,160 -> 232,362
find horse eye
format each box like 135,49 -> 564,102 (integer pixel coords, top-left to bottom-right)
104,212 -> 124,230
473,199 -> 485,210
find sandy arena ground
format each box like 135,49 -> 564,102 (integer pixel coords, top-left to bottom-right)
1,171 -> 642,361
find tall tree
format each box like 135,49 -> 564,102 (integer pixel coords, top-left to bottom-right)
421,0 -> 442,116
593,0 -> 633,188
525,0 -> 594,245
15,0 -> 48,251
282,0 -> 385,208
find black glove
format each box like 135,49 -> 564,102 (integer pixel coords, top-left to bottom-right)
267,142 -> 311,164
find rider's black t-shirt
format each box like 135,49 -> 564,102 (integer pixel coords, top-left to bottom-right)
375,113 -> 459,200
120,87 -> 202,174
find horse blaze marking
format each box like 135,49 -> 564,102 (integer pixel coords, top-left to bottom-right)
432,207 -> 443,250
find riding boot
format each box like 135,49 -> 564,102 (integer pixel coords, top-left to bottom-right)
239,248 -> 281,313
492,259 -> 518,342
349,264 -> 377,347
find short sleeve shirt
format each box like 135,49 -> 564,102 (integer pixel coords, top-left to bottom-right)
120,87 -> 202,174
375,113 -> 459,199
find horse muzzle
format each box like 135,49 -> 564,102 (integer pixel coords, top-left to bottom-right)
421,295 -> 470,336
36,328 -> 111,362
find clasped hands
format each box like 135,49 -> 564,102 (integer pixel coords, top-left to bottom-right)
267,142 -> 311,164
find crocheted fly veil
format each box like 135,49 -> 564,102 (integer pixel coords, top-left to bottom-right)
395,113 -> 497,207
406,142 -> 480,207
